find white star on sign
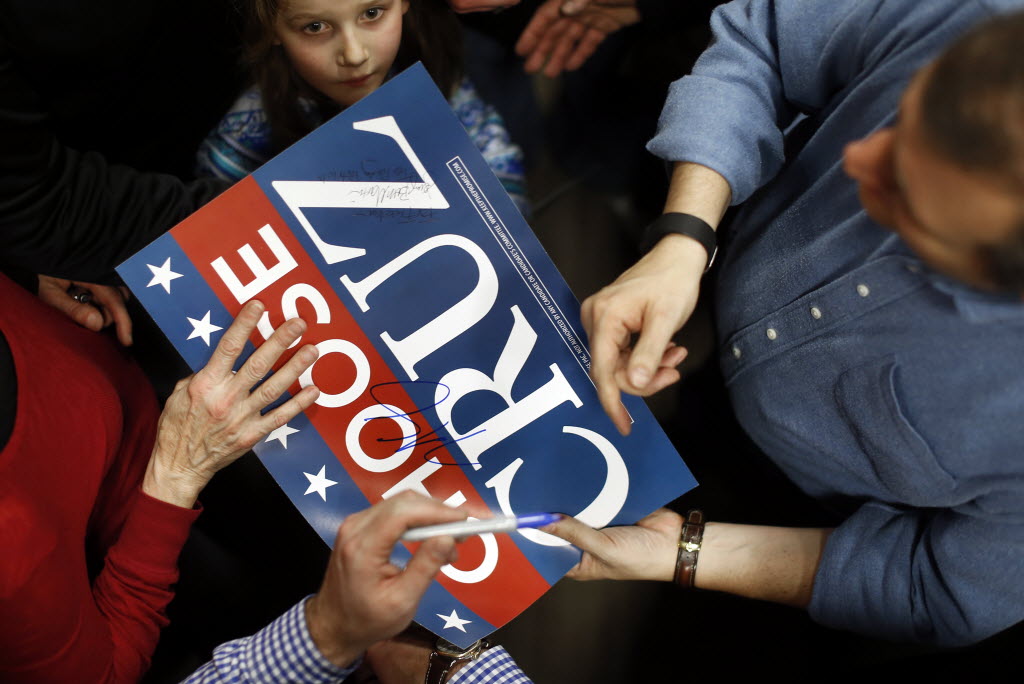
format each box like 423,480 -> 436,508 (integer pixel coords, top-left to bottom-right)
436,609 -> 472,633
265,423 -> 300,448
186,311 -> 223,346
146,257 -> 183,293
303,466 -> 337,502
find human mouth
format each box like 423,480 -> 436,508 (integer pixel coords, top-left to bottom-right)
341,74 -> 373,88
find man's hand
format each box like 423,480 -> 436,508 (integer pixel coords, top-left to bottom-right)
36,275 -> 133,346
541,509 -> 681,581
581,235 -> 705,434
515,0 -> 640,77
583,162 -> 731,434
143,300 -> 321,507
306,492 -> 468,668
448,0 -> 521,13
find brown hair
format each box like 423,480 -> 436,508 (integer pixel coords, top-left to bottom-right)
243,0 -> 463,154
920,11 -> 1024,291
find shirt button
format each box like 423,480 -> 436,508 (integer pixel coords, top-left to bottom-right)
906,264 -> 921,274
732,345 -> 742,359
857,284 -> 870,297
766,328 -> 778,340
810,306 -> 822,319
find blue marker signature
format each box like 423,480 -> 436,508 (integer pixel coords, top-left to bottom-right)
367,380 -> 484,467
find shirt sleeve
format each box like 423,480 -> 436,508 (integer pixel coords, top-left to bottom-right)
0,37 -> 227,284
195,87 -> 275,185
810,499 -> 1024,647
448,646 -> 533,684
183,598 -> 358,684
645,0 -> 956,205
448,78 -> 530,217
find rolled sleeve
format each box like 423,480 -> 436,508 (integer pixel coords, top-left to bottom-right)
810,501 -> 1024,646
647,0 -> 917,205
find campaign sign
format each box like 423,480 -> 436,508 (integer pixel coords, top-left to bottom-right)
118,64 -> 696,647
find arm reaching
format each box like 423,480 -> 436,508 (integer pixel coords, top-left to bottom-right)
543,510 -> 832,608
582,161 -> 730,434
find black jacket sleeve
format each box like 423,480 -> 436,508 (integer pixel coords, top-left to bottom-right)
0,37 -> 228,284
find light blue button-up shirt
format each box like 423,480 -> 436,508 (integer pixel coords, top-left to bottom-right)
649,0 -> 1024,645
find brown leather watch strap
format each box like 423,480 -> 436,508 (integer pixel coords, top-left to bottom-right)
673,509 -> 705,588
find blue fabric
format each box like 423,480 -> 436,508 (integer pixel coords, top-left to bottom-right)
183,597 -> 530,683
196,78 -> 530,216
651,0 -> 1024,646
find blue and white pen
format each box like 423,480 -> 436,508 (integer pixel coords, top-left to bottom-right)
400,513 -> 560,542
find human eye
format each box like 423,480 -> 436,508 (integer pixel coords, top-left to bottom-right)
302,20 -> 329,35
362,6 -> 385,21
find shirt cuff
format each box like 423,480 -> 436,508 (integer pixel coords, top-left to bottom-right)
110,489 -> 202,575
244,597 -> 360,683
448,646 -> 531,684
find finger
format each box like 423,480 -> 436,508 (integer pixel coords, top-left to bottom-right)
50,289 -> 105,331
625,304 -> 680,391
543,21 -> 586,77
398,535 -> 458,603
559,0 -> 595,15
248,342 -> 318,411
565,26 -> 606,71
515,0 -> 561,56
235,316 -> 307,388
589,315 -> 632,435
362,492 -> 467,560
90,285 -> 133,346
206,300 -> 265,380
541,515 -> 607,554
253,384 -> 320,444
525,16 -> 570,74
661,344 -> 688,369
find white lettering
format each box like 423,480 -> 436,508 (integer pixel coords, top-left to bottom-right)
485,426 -> 629,547
435,306 -> 582,469
211,224 -> 297,303
340,235 -> 499,381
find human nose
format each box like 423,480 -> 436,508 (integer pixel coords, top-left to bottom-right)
843,128 -> 894,188
336,28 -> 368,67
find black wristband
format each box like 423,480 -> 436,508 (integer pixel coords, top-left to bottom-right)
639,212 -> 718,273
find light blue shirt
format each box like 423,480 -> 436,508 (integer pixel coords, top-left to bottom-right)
650,0 -> 1024,646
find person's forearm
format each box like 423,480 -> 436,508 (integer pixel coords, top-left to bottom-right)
662,161 -> 732,227
695,523 -> 833,608
642,162 -> 733,286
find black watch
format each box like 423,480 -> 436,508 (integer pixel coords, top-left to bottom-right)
425,638 -> 490,684
639,212 -> 718,273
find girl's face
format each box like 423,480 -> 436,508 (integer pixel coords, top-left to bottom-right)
274,0 -> 409,107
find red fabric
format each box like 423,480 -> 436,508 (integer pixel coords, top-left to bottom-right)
0,274 -> 200,683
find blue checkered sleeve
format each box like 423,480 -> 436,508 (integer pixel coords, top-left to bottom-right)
182,597 -> 358,684
447,646 -> 532,684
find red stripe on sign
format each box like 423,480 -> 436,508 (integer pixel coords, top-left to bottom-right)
171,176 -> 550,627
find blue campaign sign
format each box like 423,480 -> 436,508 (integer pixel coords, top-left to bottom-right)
118,64 -> 696,647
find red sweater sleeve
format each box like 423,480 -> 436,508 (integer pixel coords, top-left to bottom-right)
90,492 -> 201,682
0,274 -> 200,682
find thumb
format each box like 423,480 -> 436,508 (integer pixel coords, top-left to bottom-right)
399,536 -> 457,601
60,298 -> 104,331
541,515 -> 603,552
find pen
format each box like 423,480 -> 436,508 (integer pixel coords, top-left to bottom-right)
400,513 -> 560,542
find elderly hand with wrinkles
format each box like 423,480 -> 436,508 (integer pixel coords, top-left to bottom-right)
142,300 -> 321,508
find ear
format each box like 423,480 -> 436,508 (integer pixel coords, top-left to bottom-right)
401,0 -> 410,15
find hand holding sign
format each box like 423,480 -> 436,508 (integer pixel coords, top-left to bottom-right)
142,300 -> 321,508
